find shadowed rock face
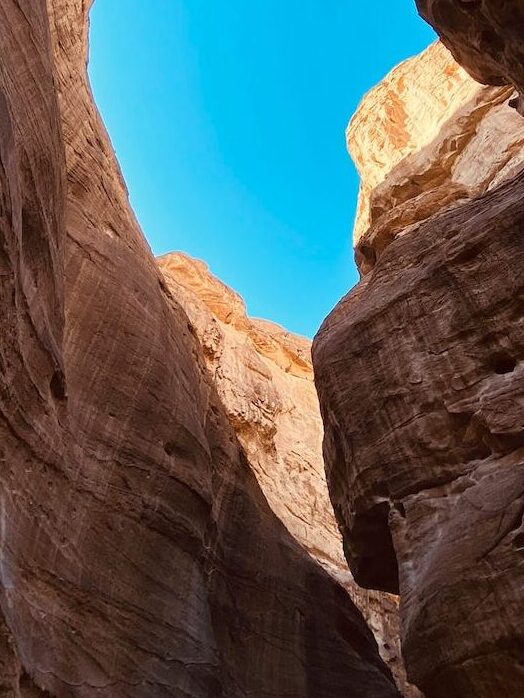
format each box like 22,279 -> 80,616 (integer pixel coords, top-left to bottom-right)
158,252 -> 420,696
314,173 -> 524,696
0,0 -> 402,696
415,0 -> 524,111
313,10 -> 524,698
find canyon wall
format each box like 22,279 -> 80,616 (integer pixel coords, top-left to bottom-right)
157,252 -> 419,695
415,1 -> 524,113
349,40 -> 524,273
314,16 -> 524,698
0,0 -> 401,696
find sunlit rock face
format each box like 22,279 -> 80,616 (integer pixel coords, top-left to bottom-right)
158,252 -> 420,696
349,42 -> 479,252
0,0 -> 402,696
349,40 -> 524,274
158,255 -> 333,568
313,28 -> 524,698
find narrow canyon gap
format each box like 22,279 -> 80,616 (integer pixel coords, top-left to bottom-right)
1,1 -> 523,698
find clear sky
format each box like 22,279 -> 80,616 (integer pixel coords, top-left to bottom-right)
88,1 -> 435,338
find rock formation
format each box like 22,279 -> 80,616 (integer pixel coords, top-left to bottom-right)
314,22 -> 524,698
0,0 -> 401,696
415,1 -> 524,114
349,40 -> 524,274
158,252 -> 418,696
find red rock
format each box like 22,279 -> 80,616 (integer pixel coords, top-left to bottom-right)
315,172 -> 524,696
0,0 -> 399,695
158,251 -> 418,696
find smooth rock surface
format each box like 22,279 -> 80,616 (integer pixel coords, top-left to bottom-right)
0,0 -> 400,696
314,17 -> 524,698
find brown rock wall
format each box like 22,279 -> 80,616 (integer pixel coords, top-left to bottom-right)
158,251 -> 417,695
0,1 -> 400,696
415,1 -> 524,102
314,9 -> 524,698
314,170 -> 524,696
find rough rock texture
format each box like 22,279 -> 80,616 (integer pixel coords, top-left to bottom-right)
415,1 -> 524,112
349,41 -> 480,250
349,41 -> 524,274
157,254 -> 336,570
314,15 -> 524,698
157,252 -> 418,696
0,0 -> 401,696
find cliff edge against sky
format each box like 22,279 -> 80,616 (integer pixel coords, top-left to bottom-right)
314,3 -> 524,696
2,1 -> 524,697
0,0 -> 402,696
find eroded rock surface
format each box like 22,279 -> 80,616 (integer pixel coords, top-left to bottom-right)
0,0 -> 400,696
349,41 -> 524,274
158,254 -> 335,571
158,252 -> 418,696
415,1 -> 524,110
314,16 -> 524,698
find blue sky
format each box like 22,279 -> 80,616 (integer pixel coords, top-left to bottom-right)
89,1 -> 435,338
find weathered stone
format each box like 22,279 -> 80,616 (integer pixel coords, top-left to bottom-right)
314,20 -> 524,698
315,170 -> 524,697
0,0 -> 400,696
349,41 -> 524,274
415,1 -> 524,101
158,251 -> 419,696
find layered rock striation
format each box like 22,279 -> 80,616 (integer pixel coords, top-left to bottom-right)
415,1 -> 524,114
349,41 -> 524,274
314,17 -> 524,698
0,0 -> 401,696
158,252 -> 418,695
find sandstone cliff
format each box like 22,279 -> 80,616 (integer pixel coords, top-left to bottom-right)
0,0 -> 400,696
157,251 -> 419,695
349,40 -> 524,274
314,13 -> 524,698
415,1 -> 524,113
